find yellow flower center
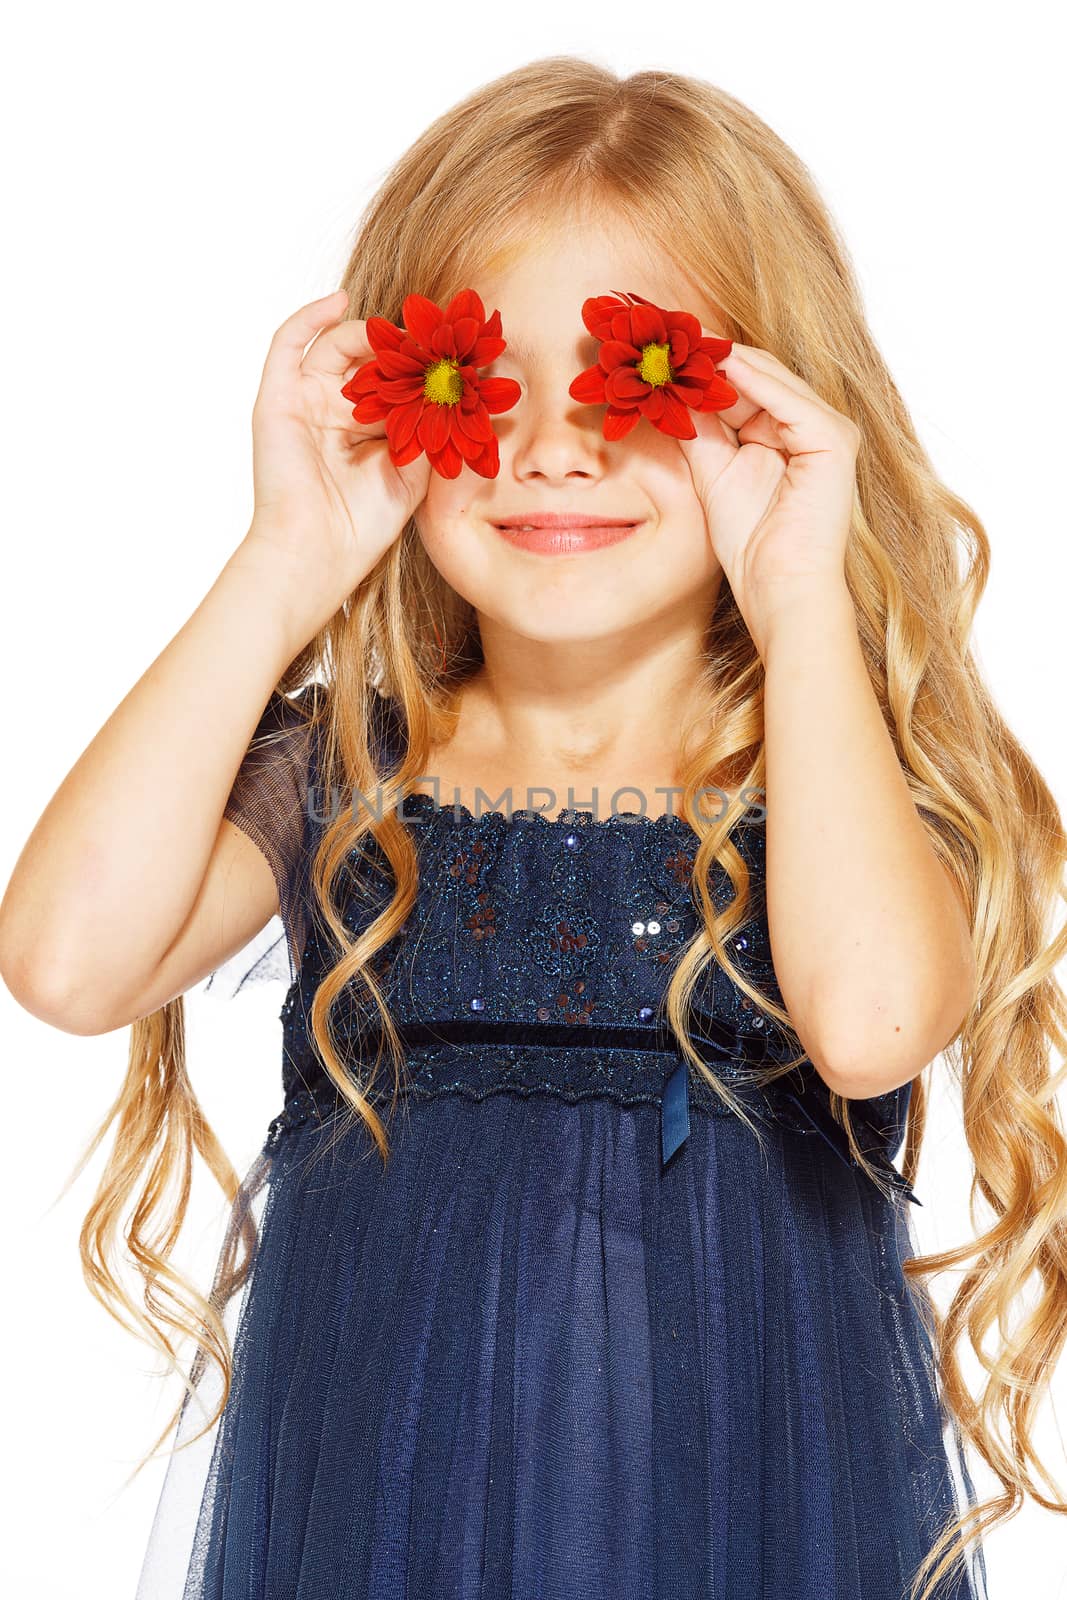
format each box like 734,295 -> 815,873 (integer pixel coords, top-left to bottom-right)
423,357 -> 464,406
637,341 -> 673,388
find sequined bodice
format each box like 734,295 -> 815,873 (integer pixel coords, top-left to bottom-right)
343,793 -> 781,1035
269,789 -> 918,1205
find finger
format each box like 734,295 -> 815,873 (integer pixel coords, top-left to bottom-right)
301,313 -> 382,380
693,324 -> 760,435
263,290 -> 350,384
726,343 -> 829,409
709,383 -> 760,436
674,404 -> 741,478
735,410 -> 790,460
716,350 -> 845,451
712,405 -> 740,451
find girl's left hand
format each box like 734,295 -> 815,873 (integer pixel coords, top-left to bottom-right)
675,338 -> 861,634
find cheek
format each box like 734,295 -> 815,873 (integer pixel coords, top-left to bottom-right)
412,485 -> 485,596
414,479 -> 474,561
418,474 -> 470,534
636,455 -> 710,551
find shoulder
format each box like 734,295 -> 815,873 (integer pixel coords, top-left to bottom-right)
252,680 -> 407,768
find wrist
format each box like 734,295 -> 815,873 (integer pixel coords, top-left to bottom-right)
218,536 -> 327,664
745,574 -> 856,665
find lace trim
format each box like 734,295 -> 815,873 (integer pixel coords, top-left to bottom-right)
265,1063 -> 775,1150
262,1068 -> 918,1205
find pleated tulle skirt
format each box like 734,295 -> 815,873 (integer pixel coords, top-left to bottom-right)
136,1090 -> 989,1600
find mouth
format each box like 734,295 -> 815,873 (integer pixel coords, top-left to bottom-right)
490,515 -> 646,554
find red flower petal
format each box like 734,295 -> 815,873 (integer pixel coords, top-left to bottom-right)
389,431 -> 425,469
655,388 -> 698,439
430,435 -> 465,478
365,315 -> 406,354
579,295 -> 624,341
663,308 -> 703,347
476,376 -> 522,415
468,435 -> 501,477
698,335 -> 734,364
449,411 -> 491,460
675,351 -> 718,383
597,338 -> 641,372
378,374 -> 429,402
430,321 -> 457,359
375,346 -> 428,379
352,392 -> 390,423
628,301 -> 668,348
449,315 -> 481,360
605,366 -> 649,403
669,375 -> 709,406
386,396 -> 424,452
666,328 -> 692,367
443,288 -> 487,328
471,333 -> 507,365
603,407 -> 642,441
453,401 -> 495,446
340,362 -> 386,402
695,374 -> 739,410
402,293 -> 444,350
609,310 -> 636,345
568,366 -> 608,405
418,403 -> 451,454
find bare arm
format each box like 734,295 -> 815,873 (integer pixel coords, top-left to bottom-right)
0,290 -> 432,1036
757,576 -> 977,1100
0,540 -> 314,1034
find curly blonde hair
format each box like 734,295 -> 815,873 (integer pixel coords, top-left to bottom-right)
70,56 -> 1067,1600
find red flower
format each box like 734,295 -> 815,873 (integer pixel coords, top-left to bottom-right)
568,289 -> 738,441
340,289 -> 522,479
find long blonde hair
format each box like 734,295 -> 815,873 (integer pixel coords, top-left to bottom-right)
69,57 -> 1067,1600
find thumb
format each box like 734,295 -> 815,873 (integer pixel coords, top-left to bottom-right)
268,290 -> 350,381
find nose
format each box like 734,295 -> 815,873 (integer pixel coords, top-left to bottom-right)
498,380 -> 613,482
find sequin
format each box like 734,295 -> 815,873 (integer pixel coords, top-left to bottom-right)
466,894 -> 497,940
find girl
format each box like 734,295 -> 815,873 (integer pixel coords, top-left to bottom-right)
3,56 -> 1065,1600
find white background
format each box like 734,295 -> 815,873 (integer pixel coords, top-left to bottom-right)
2,1 -> 1065,1593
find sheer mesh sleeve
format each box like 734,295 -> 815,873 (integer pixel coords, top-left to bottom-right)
222,683 -> 324,980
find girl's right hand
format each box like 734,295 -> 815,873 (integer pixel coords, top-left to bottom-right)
239,289 -> 433,618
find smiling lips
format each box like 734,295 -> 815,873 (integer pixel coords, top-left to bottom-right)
491,512 -> 645,555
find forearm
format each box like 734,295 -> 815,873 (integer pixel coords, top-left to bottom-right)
0,532 -> 317,1008
754,576 -> 976,1098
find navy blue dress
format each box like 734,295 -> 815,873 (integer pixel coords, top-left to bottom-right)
136,686 -> 990,1600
